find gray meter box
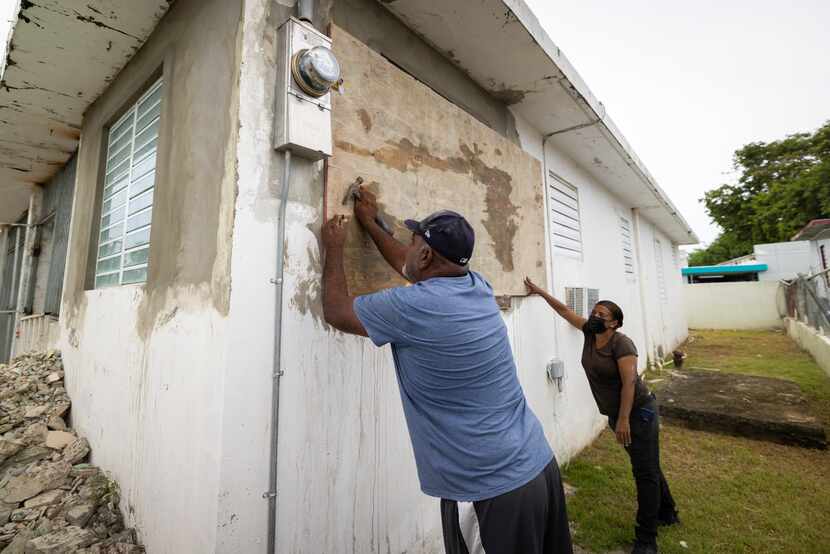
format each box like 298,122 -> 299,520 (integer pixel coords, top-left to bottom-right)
274,18 -> 333,160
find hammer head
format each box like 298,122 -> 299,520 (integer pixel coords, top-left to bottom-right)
341,176 -> 365,205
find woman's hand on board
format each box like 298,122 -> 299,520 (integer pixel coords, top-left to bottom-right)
524,277 -> 545,296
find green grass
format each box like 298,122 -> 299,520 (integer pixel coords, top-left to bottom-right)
563,329 -> 830,554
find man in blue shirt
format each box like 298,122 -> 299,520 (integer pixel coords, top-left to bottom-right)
321,187 -> 573,554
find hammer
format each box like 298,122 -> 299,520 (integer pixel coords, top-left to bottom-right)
341,177 -> 394,236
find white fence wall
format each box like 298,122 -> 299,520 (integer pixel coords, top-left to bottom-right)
684,281 -> 783,329
785,317 -> 830,377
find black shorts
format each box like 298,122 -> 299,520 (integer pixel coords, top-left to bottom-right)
440,458 -> 573,554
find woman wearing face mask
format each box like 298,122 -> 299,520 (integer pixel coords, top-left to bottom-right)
524,277 -> 678,554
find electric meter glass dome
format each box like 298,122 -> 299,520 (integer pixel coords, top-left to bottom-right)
292,46 -> 341,97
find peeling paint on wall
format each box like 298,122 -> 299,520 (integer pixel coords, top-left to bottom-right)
0,0 -> 173,222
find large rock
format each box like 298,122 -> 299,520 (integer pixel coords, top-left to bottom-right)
23,526 -> 96,553
44,419 -> 65,433
62,439 -> 89,466
0,441 -> 24,465
20,424 -> 48,447
65,503 -> 97,527
69,465 -> 99,480
22,407 -> 46,420
44,433 -> 74,451
1,529 -> 33,554
1,462 -> 71,503
23,490 -> 64,509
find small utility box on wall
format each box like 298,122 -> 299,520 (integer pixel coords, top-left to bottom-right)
274,17 -> 337,160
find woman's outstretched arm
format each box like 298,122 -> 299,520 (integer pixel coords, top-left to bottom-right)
524,277 -> 587,330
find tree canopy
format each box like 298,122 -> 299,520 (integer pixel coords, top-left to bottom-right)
688,121 -> 830,266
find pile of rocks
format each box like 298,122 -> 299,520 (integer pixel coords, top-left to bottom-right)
0,352 -> 143,553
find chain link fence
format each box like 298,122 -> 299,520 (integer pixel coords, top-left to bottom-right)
781,270 -> 830,336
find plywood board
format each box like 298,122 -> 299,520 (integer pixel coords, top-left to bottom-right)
327,26 -> 545,297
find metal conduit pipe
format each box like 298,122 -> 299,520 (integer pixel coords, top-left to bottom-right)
266,149 -> 291,554
540,134 -> 561,363
298,0 -> 313,24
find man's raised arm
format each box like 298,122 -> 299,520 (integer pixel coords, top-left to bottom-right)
322,215 -> 368,337
353,187 -> 408,280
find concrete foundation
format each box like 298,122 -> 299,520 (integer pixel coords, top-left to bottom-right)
660,370 -> 826,449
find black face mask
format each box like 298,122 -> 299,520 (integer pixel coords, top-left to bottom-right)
586,315 -> 608,334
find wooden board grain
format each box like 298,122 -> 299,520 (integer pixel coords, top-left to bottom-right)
327,26 -> 546,297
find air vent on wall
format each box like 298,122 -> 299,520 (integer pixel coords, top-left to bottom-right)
565,287 -> 600,318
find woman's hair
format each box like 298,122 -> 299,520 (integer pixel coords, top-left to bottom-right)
597,300 -> 624,328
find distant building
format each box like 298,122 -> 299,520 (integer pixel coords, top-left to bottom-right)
683,240 -> 812,284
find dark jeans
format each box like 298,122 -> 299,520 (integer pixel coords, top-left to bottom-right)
609,396 -> 676,546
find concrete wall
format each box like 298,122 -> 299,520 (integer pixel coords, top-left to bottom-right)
785,317 -> 830,377
58,0 -> 241,551
754,240 -> 812,281
684,281 -> 783,329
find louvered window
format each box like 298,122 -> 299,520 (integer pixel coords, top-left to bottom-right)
95,78 -> 163,288
548,172 -> 582,257
565,287 -> 600,317
620,216 -> 634,275
654,238 -> 668,303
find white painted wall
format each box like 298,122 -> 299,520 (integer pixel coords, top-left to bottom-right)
59,288 -> 227,553
785,317 -> 830,377
684,281 -> 783,329
754,240 -> 812,281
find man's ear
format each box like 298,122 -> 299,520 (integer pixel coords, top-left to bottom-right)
418,245 -> 433,270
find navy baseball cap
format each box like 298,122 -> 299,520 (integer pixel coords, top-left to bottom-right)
404,210 -> 475,266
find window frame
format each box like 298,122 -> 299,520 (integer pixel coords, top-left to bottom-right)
654,238 -> 668,304
92,77 -> 164,289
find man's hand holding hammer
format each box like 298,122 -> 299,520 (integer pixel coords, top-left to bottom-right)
352,186 -> 408,280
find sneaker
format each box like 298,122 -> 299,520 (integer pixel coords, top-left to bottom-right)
631,541 -> 659,554
658,510 -> 681,527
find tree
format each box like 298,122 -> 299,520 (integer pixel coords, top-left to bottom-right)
688,121 -> 830,266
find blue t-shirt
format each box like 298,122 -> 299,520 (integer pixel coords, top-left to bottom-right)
353,271 -> 553,501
